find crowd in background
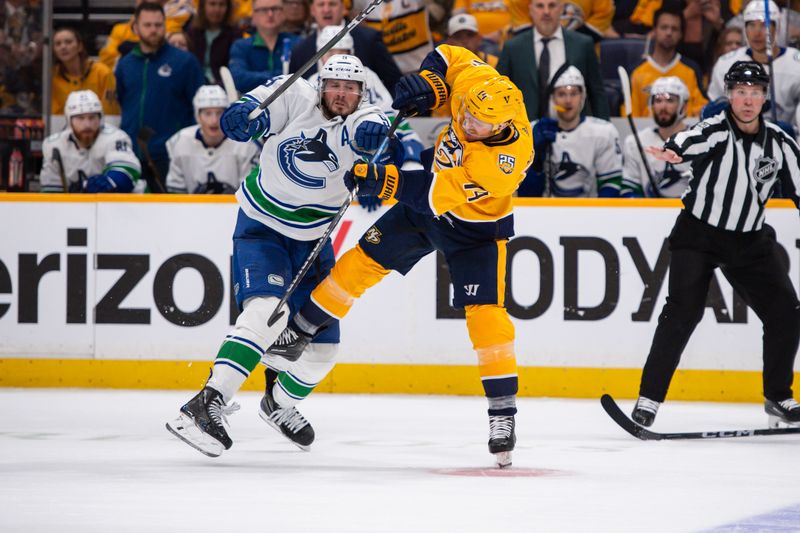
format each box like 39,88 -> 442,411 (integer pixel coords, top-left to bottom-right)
4,0 -> 800,196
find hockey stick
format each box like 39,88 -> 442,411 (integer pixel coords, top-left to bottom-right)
266,113 -> 405,327
51,147 -> 68,192
136,126 -> 166,193
219,66 -> 239,104
247,0 -> 385,120
764,0 -> 779,124
601,394 -> 800,440
618,66 -> 661,198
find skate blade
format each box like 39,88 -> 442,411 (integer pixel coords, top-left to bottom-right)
166,415 -> 224,458
494,451 -> 513,469
768,414 -> 800,428
258,409 -> 311,452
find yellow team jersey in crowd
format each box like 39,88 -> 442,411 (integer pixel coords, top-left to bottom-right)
51,61 -> 120,115
358,0 -> 434,73
629,56 -> 708,117
452,0 -> 511,36
508,0 -> 613,33
427,45 -> 533,225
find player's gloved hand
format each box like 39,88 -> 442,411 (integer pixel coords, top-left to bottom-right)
355,121 -> 389,152
533,117 -> 559,148
392,70 -> 449,115
83,169 -> 135,193
358,195 -> 383,212
221,101 -> 270,142
700,97 -> 728,120
401,138 -> 423,164
343,162 -> 400,200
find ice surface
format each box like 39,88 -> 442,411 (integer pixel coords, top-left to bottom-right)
1,389 -> 799,533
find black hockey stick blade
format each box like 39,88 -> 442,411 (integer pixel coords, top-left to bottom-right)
600,394 -> 800,441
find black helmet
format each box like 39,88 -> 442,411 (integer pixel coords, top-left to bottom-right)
724,61 -> 770,89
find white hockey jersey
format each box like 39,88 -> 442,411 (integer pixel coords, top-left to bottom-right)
538,117 -> 623,197
235,75 -> 387,241
40,124 -> 141,192
622,127 -> 692,198
708,47 -> 800,127
166,126 -> 259,193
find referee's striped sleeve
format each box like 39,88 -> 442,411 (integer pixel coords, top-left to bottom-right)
775,125 -> 800,209
664,113 -> 728,161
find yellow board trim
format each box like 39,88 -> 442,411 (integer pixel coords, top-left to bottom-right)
0,358 -> 789,403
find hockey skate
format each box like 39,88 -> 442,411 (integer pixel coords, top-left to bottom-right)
488,415 -> 516,468
259,368 -> 315,450
266,320 -> 312,362
166,386 -> 238,457
631,397 -> 660,427
765,398 -> 800,428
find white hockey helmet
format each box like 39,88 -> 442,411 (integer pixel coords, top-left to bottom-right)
743,0 -> 780,24
193,85 -> 228,116
552,65 -> 585,90
65,90 -> 103,120
316,25 -> 354,53
648,76 -> 689,125
318,54 -> 368,104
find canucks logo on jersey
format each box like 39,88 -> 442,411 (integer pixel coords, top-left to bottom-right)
278,129 -> 339,189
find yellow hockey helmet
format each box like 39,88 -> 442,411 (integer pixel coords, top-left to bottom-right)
461,76 -> 522,131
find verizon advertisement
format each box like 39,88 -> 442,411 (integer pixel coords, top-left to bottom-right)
1,198 -> 799,372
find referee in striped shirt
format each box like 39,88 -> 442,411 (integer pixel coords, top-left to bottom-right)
631,61 -> 800,428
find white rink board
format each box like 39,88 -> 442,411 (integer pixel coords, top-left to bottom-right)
1,199 -> 799,371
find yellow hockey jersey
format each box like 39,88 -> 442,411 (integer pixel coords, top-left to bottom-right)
452,0 -> 511,36
355,0 -> 434,73
425,45 -> 533,231
629,55 -> 708,118
52,61 -> 120,115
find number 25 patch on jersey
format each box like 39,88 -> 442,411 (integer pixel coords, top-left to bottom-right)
498,154 -> 515,175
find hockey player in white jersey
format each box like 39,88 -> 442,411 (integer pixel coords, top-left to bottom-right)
166,54 -> 391,457
621,76 -> 692,198
165,86 -> 259,194
519,66 -> 622,197
708,0 -> 800,128
308,26 -> 424,211
40,90 -> 141,193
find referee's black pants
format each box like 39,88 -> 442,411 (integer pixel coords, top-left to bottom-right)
639,211 -> 800,403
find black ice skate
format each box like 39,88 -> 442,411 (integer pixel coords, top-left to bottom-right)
266,320 -> 312,362
632,397 -> 660,427
259,368 -> 315,450
166,386 -> 238,457
488,415 -> 516,468
765,398 -> 800,427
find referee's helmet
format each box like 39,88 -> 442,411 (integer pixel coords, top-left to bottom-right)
724,61 -> 770,90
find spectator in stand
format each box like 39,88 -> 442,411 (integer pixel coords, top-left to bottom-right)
115,2 -> 205,192
230,0 -> 254,29
99,0 -> 195,69
498,0 -> 609,121
445,13 -> 498,67
610,0 -> 659,37
629,5 -> 708,117
353,0 -> 435,74
166,85 -> 259,193
282,0 -> 312,36
509,0 -> 615,40
187,0 -> 242,84
450,0 -> 509,51
680,0 -> 732,73
708,0 -> 800,128
289,0 -> 402,93
714,26 -> 744,64
52,27 -> 119,115
167,30 -> 191,50
40,90 -> 141,193
228,0 -> 300,93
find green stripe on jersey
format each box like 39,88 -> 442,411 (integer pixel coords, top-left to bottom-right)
243,167 -> 337,224
216,340 -> 261,372
277,371 -> 316,399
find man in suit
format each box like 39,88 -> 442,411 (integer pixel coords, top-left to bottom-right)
288,0 -> 402,94
498,0 -> 610,121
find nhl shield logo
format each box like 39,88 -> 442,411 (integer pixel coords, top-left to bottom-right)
753,157 -> 777,183
498,154 -> 515,175
364,226 -> 382,244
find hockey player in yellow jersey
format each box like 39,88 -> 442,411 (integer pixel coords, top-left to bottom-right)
267,45 -> 533,467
